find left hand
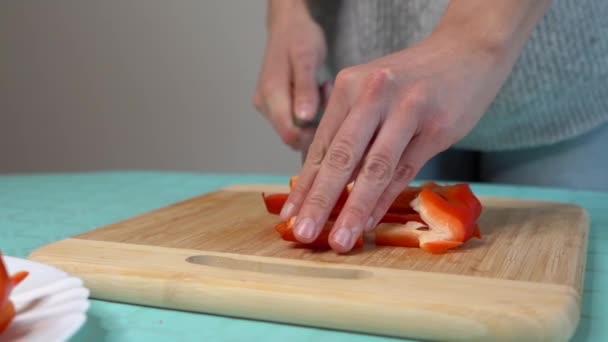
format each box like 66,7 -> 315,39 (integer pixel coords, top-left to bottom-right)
278,29 -> 516,253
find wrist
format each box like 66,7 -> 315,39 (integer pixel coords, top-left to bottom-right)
432,0 -> 552,66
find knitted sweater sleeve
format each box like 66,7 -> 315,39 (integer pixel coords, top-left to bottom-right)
308,0 -> 608,151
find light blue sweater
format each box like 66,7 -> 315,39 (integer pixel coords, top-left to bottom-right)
308,0 -> 608,151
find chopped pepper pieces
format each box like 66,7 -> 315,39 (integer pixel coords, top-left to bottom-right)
263,192 -> 426,225
265,177 -> 483,254
376,183 -> 482,254
1,251 -> 29,334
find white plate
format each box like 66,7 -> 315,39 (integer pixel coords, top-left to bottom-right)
0,256 -> 90,342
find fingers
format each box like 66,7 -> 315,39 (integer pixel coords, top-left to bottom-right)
288,71 -> 392,245
254,52 -> 304,150
328,106 -> 417,252
367,132 -> 444,232
279,75 -> 352,221
291,50 -> 320,122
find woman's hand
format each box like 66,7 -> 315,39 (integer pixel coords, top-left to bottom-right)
279,0 -> 552,253
253,0 -> 327,151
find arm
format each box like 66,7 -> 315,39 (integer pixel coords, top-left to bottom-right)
281,0 -> 553,253
435,0 -> 553,66
253,0 -> 327,150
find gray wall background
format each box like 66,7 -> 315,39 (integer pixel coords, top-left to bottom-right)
0,1 -> 302,174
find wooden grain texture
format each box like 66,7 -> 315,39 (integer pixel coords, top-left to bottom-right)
74,184 -> 589,290
28,184 -> 590,341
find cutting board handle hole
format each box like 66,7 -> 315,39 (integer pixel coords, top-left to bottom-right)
186,255 -> 372,279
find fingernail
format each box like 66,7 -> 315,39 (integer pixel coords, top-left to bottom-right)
297,103 -> 315,121
279,202 -> 294,220
350,224 -> 363,246
334,227 -> 352,249
295,217 -> 316,241
365,217 -> 375,232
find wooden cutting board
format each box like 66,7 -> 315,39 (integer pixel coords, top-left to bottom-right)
28,184 -> 589,342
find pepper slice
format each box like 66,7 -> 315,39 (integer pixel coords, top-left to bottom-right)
262,193 -> 288,215
263,189 -> 350,218
412,185 -> 481,252
375,221 -> 427,248
0,252 -> 29,334
272,178 -> 483,254
287,176 -> 427,215
274,217 -> 364,250
375,183 -> 482,254
384,182 -> 440,214
263,193 -> 426,224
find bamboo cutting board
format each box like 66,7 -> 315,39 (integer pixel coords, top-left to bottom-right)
29,184 -> 589,342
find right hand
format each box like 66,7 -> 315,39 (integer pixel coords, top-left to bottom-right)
253,0 -> 328,151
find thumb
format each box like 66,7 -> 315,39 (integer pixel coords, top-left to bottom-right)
291,52 -> 321,122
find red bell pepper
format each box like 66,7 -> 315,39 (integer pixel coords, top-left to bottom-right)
263,193 -> 425,224
375,183 -> 482,254
383,182 -> 441,214
287,176 -> 426,215
274,217 -> 364,250
0,252 -> 29,334
261,193 -> 288,215
267,177 -> 483,254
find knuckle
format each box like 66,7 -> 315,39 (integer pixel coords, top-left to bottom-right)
296,59 -> 315,74
398,88 -> 429,114
423,115 -> 448,139
292,181 -> 308,194
335,67 -> 358,87
291,46 -> 316,61
366,68 -> 394,89
307,192 -> 331,209
291,181 -> 308,199
362,153 -> 393,183
342,205 -> 367,221
307,143 -> 327,166
393,163 -> 416,183
362,68 -> 394,100
327,140 -> 356,172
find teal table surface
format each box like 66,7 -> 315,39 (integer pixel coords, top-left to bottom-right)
1,172 -> 607,342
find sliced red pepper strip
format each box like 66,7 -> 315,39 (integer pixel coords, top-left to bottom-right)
263,189 -> 351,218
421,240 -> 464,254
265,193 -> 425,225
385,182 -> 440,214
0,301 -> 15,335
274,219 -> 291,235
386,188 -> 421,214
472,224 -> 482,239
434,184 -> 482,220
274,218 -> 364,250
0,251 -> 29,334
273,178 -> 483,254
288,177 -> 421,214
375,183 -> 482,254
262,193 -> 287,215
410,186 -> 479,250
10,272 -> 28,287
375,223 -> 422,248
379,213 -> 425,224
372,214 -> 427,248
423,184 -> 482,240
